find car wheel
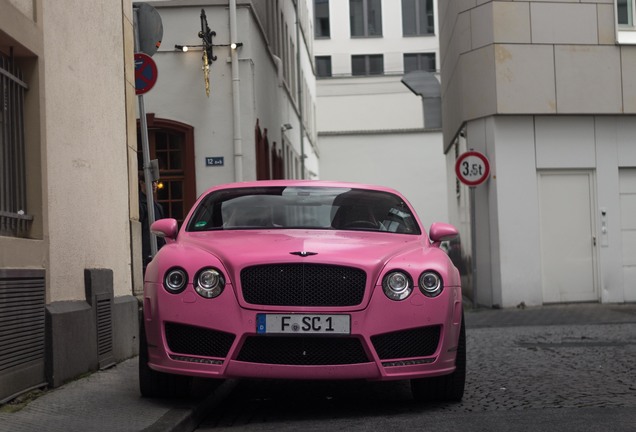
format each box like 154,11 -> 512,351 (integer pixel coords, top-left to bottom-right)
411,312 -> 466,403
139,314 -> 192,398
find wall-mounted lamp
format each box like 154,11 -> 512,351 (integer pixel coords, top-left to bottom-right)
281,123 -> 293,131
175,42 -> 243,53
174,44 -> 204,52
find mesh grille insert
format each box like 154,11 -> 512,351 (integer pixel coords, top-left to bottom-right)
371,325 -> 441,360
241,264 -> 366,306
237,336 -> 369,365
165,322 -> 235,358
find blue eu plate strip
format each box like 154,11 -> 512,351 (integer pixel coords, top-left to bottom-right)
256,314 -> 266,334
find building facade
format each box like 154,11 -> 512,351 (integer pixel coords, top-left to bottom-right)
313,0 -> 449,230
141,0 -> 318,212
0,0 -> 139,402
440,0 -> 636,307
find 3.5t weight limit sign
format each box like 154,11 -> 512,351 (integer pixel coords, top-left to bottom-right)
455,151 -> 490,187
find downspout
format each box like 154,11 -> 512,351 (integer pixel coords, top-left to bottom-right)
230,0 -> 243,181
295,1 -> 305,179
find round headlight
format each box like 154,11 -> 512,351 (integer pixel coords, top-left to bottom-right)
164,268 -> 187,293
195,268 -> 225,299
419,271 -> 443,297
382,271 -> 413,301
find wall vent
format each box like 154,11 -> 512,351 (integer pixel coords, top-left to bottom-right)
0,269 -> 46,403
84,269 -> 115,371
95,294 -> 114,369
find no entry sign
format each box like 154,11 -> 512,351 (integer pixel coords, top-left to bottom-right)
134,52 -> 158,95
455,151 -> 490,187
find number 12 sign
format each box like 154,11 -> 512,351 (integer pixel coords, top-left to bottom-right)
455,151 -> 490,187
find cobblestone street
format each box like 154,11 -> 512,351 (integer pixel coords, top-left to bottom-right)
445,323 -> 636,412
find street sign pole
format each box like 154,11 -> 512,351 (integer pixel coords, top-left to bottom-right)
469,186 -> 477,309
134,8 -> 157,256
455,150 -> 491,310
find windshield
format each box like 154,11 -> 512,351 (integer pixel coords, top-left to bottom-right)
186,186 -> 421,234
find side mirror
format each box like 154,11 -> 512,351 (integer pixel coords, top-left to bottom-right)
429,222 -> 458,245
151,218 -> 178,241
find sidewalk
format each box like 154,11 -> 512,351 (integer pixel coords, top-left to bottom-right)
1,302 -> 635,432
464,302 -> 636,328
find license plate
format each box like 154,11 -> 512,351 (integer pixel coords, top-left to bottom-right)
256,314 -> 350,335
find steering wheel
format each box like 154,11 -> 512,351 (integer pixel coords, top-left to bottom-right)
342,220 -> 378,229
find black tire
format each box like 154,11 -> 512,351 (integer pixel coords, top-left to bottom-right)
139,315 -> 192,398
411,312 -> 466,403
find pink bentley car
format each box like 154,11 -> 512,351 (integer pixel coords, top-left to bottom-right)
139,180 -> 465,402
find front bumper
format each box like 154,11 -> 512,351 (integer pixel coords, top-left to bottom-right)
143,282 -> 463,381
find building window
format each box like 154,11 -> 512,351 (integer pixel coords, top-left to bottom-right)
316,56 -> 332,77
350,0 -> 382,37
136,116 -> 196,226
616,0 -> 636,43
352,54 -> 384,76
402,0 -> 434,36
404,53 -> 436,73
618,0 -> 633,26
0,53 -> 32,238
315,0 -> 330,38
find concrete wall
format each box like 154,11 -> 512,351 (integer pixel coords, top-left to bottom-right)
0,0 -> 139,399
446,115 -> 636,307
43,1 -> 133,301
319,130 -> 448,230
317,76 -> 425,131
439,0 -> 631,150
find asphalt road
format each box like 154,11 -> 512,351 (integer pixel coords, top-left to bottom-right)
195,321 -> 636,431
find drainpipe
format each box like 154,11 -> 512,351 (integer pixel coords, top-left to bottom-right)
230,0 -> 243,181
295,1 -> 305,179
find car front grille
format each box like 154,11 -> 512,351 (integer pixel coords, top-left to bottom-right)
371,325 -> 441,360
165,322 -> 235,358
236,336 -> 370,365
240,264 -> 367,307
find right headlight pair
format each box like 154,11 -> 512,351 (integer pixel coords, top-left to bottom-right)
382,270 -> 443,301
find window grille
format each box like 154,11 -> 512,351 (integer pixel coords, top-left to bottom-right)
0,53 -> 31,238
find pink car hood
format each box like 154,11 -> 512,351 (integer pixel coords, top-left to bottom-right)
180,229 -> 430,275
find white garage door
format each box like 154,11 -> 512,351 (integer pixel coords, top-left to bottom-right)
619,169 -> 636,302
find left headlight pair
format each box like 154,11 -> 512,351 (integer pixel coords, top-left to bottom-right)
164,267 -> 225,299
382,270 -> 443,301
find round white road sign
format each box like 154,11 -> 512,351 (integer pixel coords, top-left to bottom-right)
455,151 -> 490,186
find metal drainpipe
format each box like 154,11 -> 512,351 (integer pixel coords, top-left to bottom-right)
295,2 -> 304,179
230,0 -> 243,181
